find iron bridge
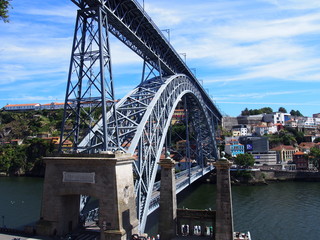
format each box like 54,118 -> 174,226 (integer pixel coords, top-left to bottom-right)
59,0 -> 222,233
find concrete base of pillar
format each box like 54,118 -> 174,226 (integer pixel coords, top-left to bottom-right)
37,152 -> 139,238
36,220 -> 57,236
101,218 -> 139,240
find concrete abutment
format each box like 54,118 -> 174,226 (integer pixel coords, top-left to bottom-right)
36,153 -> 139,240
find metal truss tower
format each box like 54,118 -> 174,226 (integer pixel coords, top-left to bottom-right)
59,1 -> 119,152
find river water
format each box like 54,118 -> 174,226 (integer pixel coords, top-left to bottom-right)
1,177 -> 320,240
0,177 -> 43,230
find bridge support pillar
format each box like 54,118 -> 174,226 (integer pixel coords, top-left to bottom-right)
36,153 -> 139,240
158,157 -> 177,240
214,153 -> 234,240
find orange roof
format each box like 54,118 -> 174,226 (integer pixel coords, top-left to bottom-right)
299,142 -> 315,148
5,103 -> 39,107
294,151 -> 305,155
270,145 -> 296,151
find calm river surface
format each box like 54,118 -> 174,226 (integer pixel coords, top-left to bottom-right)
1,177 -> 320,240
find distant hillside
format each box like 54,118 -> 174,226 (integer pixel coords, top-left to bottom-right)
0,109 -> 64,142
0,109 -> 64,176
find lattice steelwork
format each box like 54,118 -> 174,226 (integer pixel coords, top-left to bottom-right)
61,0 -> 223,233
79,74 -> 220,231
59,3 -> 119,151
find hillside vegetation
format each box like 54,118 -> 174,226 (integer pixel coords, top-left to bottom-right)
0,109 -> 64,176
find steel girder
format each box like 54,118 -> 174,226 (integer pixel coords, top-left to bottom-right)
79,74 -> 219,232
70,0 -> 222,120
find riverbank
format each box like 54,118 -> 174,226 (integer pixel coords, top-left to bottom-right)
253,169 -> 320,181
203,169 -> 320,185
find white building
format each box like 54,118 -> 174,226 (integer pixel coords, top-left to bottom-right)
232,125 -> 249,136
254,125 -> 278,136
263,112 -> 291,125
40,102 -> 65,110
4,103 -> 40,111
296,117 -> 317,129
285,119 -> 297,128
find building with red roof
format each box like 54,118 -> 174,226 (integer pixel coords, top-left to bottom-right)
293,151 -> 309,170
270,145 -> 298,163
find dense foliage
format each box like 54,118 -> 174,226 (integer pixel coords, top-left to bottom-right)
234,153 -> 255,167
241,107 -> 303,116
290,109 -> 303,117
309,147 -> 320,170
278,107 -> 287,113
0,138 -> 54,175
241,107 -> 273,115
265,127 -> 304,148
0,109 -> 64,142
0,109 -> 63,175
170,124 -> 186,143
0,0 -> 11,22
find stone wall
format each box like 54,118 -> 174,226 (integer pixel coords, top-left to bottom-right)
222,117 -> 238,130
253,170 -> 320,181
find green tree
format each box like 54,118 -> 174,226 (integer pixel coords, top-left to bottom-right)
0,146 -> 12,173
170,124 -> 186,143
241,108 -> 250,116
309,147 -> 320,170
290,109 -> 303,116
25,138 -> 54,173
9,145 -> 26,174
285,126 -> 304,144
260,107 -> 273,114
0,0 -> 12,22
296,110 -> 303,116
0,144 -> 26,174
278,107 -> 287,113
241,107 -> 273,116
314,137 -> 320,143
234,153 -> 255,167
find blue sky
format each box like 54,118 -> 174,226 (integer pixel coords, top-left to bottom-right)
1,0 -> 320,117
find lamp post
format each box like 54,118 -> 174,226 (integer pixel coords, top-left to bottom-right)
161,29 -> 170,42
179,53 -> 186,63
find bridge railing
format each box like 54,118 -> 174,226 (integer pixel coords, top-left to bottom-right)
82,165 -> 215,221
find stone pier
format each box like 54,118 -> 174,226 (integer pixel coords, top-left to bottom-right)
36,152 -> 139,240
158,157 -> 177,240
214,153 -> 234,240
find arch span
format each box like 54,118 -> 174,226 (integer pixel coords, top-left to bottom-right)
79,74 -> 220,231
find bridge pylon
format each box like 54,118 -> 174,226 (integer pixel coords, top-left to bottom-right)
36,152 -> 139,239
59,2 -> 119,153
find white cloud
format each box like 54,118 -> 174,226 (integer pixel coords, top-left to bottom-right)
263,0 -> 320,10
213,89 -> 312,101
218,101 -> 320,106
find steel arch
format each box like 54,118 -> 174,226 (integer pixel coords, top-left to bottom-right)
79,74 -> 219,232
